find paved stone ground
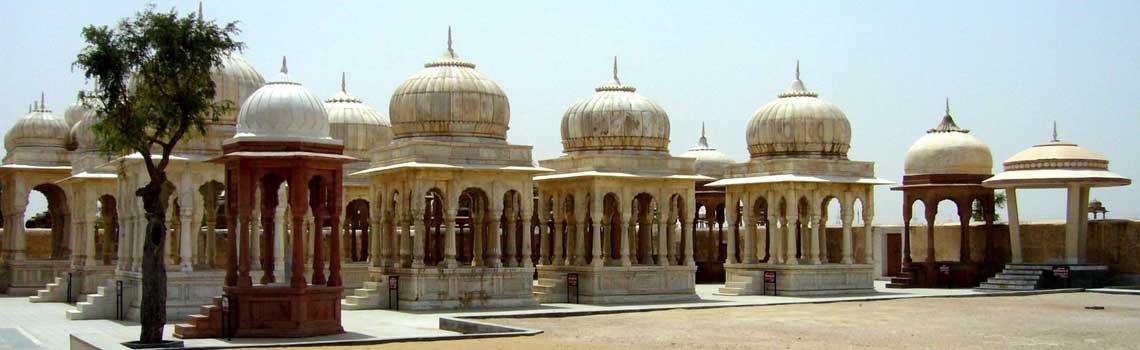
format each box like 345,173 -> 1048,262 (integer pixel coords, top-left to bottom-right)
302,292 -> 1140,350
1,281 -> 1001,349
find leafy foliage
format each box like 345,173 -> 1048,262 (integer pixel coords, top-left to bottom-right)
75,4 -> 242,179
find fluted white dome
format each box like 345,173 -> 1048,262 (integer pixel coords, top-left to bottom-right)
71,106 -> 103,152
679,124 -> 733,178
232,58 -> 333,143
63,97 -> 90,127
325,75 -> 392,159
746,65 -> 851,159
904,108 -> 992,176
389,31 -> 509,143
211,54 -> 266,125
5,102 -> 70,153
561,58 -> 670,154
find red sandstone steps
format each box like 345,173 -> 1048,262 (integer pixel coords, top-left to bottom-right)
173,297 -> 226,339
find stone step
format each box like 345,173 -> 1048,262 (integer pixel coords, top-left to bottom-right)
716,287 -> 745,295
724,281 -> 750,289
885,283 -> 914,289
987,278 -> 1038,286
65,279 -> 119,320
1004,264 -> 1053,271
1001,269 -> 1044,276
993,273 -> 1040,280
977,283 -> 1036,291
29,277 -> 66,303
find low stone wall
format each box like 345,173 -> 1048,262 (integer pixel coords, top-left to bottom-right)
876,219 -> 1140,283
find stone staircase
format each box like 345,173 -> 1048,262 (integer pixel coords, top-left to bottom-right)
173,297 -> 226,339
66,279 -> 119,320
716,275 -> 755,296
532,278 -> 564,303
341,281 -> 385,310
886,266 -> 918,288
976,264 -> 1048,291
28,276 -> 69,303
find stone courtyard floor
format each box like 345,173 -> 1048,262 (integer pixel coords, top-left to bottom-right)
1,282 -> 1136,349
266,292 -> 1140,350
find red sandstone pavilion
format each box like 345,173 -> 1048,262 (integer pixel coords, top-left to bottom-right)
175,58 -> 356,338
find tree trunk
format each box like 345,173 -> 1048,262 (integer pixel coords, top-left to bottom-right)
139,179 -> 172,343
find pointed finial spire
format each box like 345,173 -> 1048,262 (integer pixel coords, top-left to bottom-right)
280,56 -> 288,74
701,122 -> 706,138
340,72 -> 346,92
198,1 -> 204,22
40,91 -> 45,111
945,97 -> 951,116
447,26 -> 454,54
795,60 -> 801,80
612,56 -> 620,84
1052,121 -> 1059,142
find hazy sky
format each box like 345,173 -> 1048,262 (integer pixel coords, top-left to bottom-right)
1,0 -> 1137,225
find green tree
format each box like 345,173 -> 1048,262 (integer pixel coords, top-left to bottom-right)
74,5 -> 241,344
972,190 -> 1007,222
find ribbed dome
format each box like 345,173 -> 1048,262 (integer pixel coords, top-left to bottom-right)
679,123 -> 733,178
233,57 -> 333,143
746,64 -> 851,159
63,97 -> 90,127
71,106 -> 103,152
211,54 -> 266,125
904,104 -> 992,175
5,99 -> 70,154
561,57 -> 670,154
389,30 -> 509,143
325,74 -> 392,159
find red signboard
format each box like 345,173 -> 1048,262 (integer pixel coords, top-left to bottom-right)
567,273 -> 579,287
1053,266 -> 1070,279
388,276 -> 399,290
763,271 -> 776,283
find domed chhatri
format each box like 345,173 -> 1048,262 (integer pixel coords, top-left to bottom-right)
561,56 -> 670,154
231,57 -> 335,144
985,123 -> 1129,188
71,104 -> 103,153
746,62 -> 851,159
325,73 -> 392,159
389,27 -> 509,143
63,96 -> 91,127
4,94 -> 71,160
211,54 -> 266,125
904,100 -> 992,176
679,123 -> 733,178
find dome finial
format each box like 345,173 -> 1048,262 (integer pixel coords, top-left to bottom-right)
39,92 -> 45,112
928,98 -> 968,133
280,56 -> 288,74
697,121 -> 709,148
447,26 -> 454,55
1052,121 -> 1059,142
945,97 -> 950,116
613,56 -> 621,85
795,59 -> 801,81
198,1 -> 204,22
341,71 -> 346,92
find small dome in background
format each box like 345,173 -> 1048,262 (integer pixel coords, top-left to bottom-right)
389,28 -> 509,143
679,123 -> 734,178
325,73 -> 392,160
904,100 -> 993,176
746,62 -> 851,159
210,53 -> 266,125
560,56 -> 671,155
233,57 -> 333,144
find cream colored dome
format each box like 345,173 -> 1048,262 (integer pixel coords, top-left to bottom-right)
904,107 -> 992,176
63,97 -> 90,127
389,30 -> 508,143
561,58 -> 670,154
211,54 -> 266,125
325,74 -> 392,159
679,123 -> 733,178
71,106 -> 103,152
5,99 -> 70,153
232,57 -> 333,144
746,64 -> 851,159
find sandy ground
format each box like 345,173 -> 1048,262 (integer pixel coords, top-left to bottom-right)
247,292 -> 1140,350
